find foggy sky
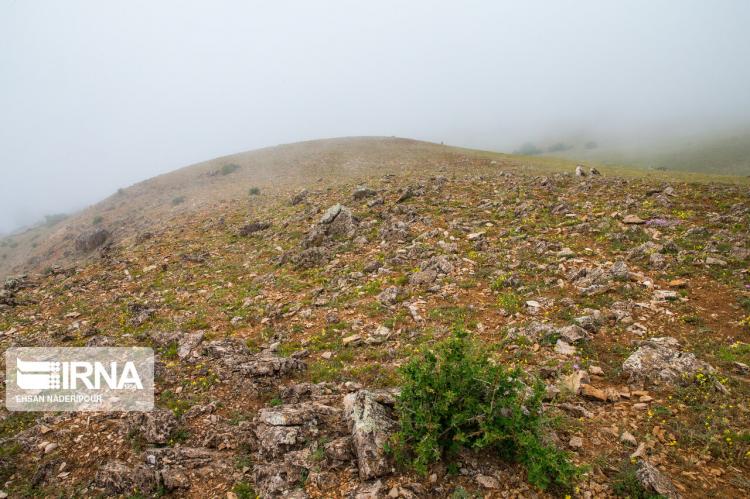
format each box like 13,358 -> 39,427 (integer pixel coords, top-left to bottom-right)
2,1 -> 750,234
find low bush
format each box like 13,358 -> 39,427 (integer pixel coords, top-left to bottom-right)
391,330 -> 578,491
248,186 -> 261,196
220,163 -> 241,175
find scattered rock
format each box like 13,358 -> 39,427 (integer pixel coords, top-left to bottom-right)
239,220 -> 271,236
353,186 -> 377,200
623,214 -> 645,225
622,337 -> 715,385
127,409 -> 178,444
75,228 -> 110,253
635,460 -> 681,499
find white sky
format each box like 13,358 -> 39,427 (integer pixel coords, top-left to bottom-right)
1,1 -> 749,233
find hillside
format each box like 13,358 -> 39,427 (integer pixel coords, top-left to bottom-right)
2,137 -> 747,280
543,130 -> 750,177
1,137 -> 750,498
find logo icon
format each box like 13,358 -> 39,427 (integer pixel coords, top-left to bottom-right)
16,359 -> 61,390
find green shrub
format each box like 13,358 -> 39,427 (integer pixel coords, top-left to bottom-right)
221,163 -> 241,175
391,330 -> 578,491
497,291 -> 522,314
248,186 -> 261,196
232,481 -> 256,499
92,215 -> 103,225
171,196 -> 185,206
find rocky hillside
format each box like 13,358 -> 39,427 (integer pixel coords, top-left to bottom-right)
1,138 -> 750,498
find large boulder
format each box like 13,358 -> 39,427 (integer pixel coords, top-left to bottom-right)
126,409 -> 178,444
344,390 -> 398,480
622,337 -> 714,384
75,228 -> 110,253
94,460 -> 158,495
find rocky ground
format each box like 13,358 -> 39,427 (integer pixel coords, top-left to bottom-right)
1,146 -> 749,498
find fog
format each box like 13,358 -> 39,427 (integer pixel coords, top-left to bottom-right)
2,1 -> 749,234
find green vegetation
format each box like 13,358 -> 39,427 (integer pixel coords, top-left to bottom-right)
221,163 -> 241,175
92,215 -> 103,225
248,186 -> 261,196
390,330 -> 578,491
232,481 -> 256,499
172,196 -> 186,206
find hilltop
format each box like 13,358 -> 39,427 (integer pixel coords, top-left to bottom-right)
2,137 -> 747,280
1,137 -> 749,498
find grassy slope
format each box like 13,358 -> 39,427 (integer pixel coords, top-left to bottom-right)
1,136 -> 748,279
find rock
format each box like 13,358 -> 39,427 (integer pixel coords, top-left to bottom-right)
580,384 -> 607,402
43,442 -> 58,454
558,370 -> 589,394
343,334 -> 362,346
377,286 -> 400,306
409,269 -> 437,286
705,256 -> 727,266
345,390 -> 398,480
554,339 -> 576,355
558,247 -> 576,258
127,409 -> 178,444
590,167 -> 601,175
622,337 -> 715,385
292,246 -> 328,269
589,366 -> 604,376
353,480 -> 384,499
630,442 -> 646,459
623,214 -> 645,225
476,474 -> 500,489
94,460 -> 157,495
290,189 -> 308,205
573,310 -> 604,333
363,260 -> 382,273
239,220 -> 271,236
320,203 -> 344,224
653,289 -> 678,301
161,467 -> 190,490
178,331 -> 204,360
635,460 -> 681,499
379,219 -> 412,242
237,353 -> 306,378
557,402 -> 593,419
254,462 -> 306,498
324,436 -> 354,465
75,228 -> 110,253
568,436 -> 583,449
620,431 -> 637,446
353,186 -> 377,200
558,325 -> 589,343
575,165 -> 587,177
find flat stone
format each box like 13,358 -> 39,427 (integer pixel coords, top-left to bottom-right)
476,474 -> 500,489
623,214 -> 646,224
